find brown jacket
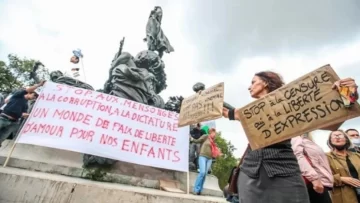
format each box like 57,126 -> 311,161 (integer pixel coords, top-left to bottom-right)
191,135 -> 212,159
326,151 -> 360,203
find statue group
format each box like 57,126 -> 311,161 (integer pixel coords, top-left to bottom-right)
29,6 -> 202,170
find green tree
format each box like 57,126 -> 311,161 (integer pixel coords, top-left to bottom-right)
212,132 -> 238,190
0,54 -> 50,94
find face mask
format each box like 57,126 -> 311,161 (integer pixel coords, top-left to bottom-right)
334,145 -> 347,151
351,138 -> 360,147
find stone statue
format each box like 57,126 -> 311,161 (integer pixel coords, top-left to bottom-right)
144,6 -> 174,58
50,71 -> 94,90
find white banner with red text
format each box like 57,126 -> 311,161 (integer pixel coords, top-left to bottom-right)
17,82 -> 189,172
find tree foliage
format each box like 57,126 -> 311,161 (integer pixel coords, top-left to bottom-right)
0,54 -> 50,94
212,132 -> 238,190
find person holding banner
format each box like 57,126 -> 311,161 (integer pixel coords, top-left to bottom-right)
190,128 -> 221,195
0,81 -> 45,146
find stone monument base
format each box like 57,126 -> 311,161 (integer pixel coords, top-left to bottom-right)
0,167 -> 226,203
0,140 -> 223,198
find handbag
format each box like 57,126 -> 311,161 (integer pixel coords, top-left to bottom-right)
228,144 -> 250,195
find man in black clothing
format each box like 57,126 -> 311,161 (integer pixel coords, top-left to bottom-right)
0,81 -> 45,146
189,123 -> 202,170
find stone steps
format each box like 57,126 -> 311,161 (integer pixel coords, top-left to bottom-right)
0,167 -> 227,203
0,140 -> 223,197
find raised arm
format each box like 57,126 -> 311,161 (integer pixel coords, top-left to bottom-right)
25,81 -> 45,93
191,135 -> 208,144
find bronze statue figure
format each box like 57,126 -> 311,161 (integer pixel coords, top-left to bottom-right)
144,6 -> 174,58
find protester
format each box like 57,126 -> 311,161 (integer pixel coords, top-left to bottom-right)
0,81 -> 45,146
190,128 -> 221,195
223,74 -> 357,203
346,129 -> 360,153
189,123 -> 202,170
292,132 -> 333,203
70,49 -> 83,78
327,130 -> 360,203
223,71 -> 310,203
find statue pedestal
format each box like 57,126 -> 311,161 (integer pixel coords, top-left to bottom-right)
0,140 -> 223,198
0,167 -> 227,203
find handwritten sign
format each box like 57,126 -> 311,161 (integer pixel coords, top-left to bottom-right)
17,82 -> 189,172
178,83 -> 224,127
238,65 -> 360,150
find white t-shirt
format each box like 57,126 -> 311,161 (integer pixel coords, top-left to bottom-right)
70,62 -> 85,82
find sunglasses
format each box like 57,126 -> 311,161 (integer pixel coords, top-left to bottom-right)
331,134 -> 345,138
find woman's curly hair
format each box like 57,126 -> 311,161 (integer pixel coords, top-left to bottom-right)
255,71 -> 285,93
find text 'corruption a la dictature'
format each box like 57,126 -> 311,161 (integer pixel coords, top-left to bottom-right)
21,84 -> 182,162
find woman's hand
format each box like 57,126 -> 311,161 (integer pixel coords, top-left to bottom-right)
222,108 -> 229,118
311,179 -> 324,194
340,177 -> 360,187
332,78 -> 358,90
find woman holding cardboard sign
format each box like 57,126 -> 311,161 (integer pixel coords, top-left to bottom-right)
223,72 -> 358,203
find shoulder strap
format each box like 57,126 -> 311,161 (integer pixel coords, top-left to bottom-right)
236,144 -> 250,168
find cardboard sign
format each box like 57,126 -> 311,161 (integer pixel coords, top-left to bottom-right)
178,82 -> 224,127
17,82 -> 189,172
238,65 -> 360,150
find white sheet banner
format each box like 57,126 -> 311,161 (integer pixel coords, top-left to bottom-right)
17,82 -> 189,172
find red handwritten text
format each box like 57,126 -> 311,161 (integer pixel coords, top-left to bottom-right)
99,134 -> 118,147
22,122 -> 63,137
121,139 -> 180,162
53,109 -> 92,125
31,108 -> 49,118
69,127 -> 94,142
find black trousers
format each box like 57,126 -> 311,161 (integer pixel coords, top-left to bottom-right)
307,183 -> 332,203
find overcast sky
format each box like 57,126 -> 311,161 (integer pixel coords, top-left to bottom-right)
1,0 -> 360,156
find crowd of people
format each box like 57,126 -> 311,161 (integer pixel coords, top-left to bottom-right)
1,63 -> 360,203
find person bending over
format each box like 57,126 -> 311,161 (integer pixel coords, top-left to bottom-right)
0,81 -> 45,146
